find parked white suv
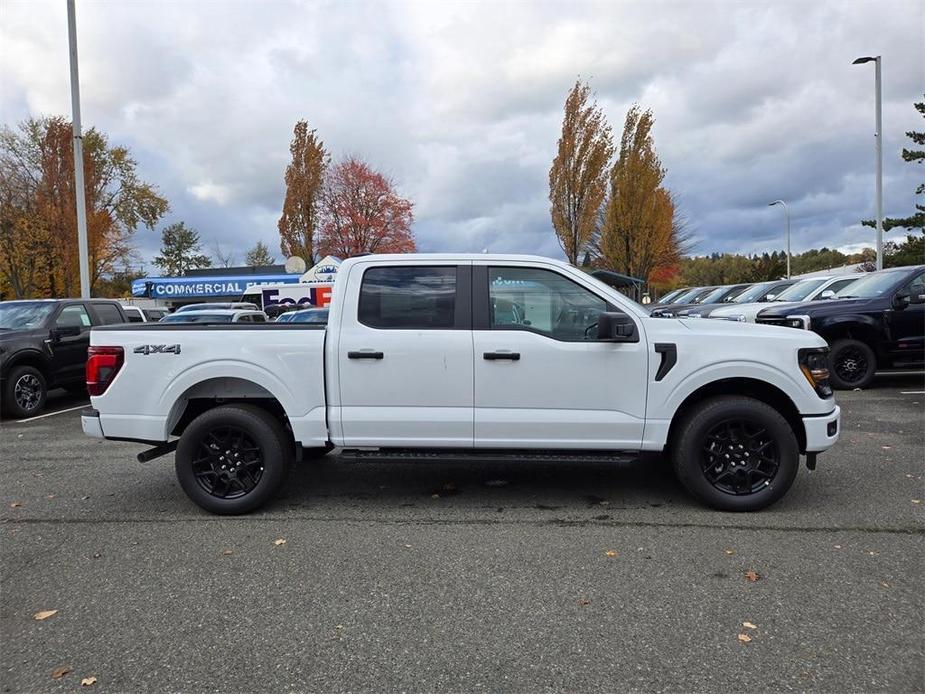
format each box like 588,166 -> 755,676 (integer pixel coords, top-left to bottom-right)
709,275 -> 861,323
160,309 -> 268,324
82,254 -> 840,515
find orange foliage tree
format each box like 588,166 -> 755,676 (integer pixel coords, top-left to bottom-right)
278,120 -> 327,264
316,157 -> 415,258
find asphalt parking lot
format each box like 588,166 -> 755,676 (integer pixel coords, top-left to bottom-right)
1,375 -> 923,693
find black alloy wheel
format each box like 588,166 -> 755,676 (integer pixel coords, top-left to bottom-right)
701,418 -> 780,495
14,373 -> 43,413
191,425 -> 265,500
828,338 -> 877,390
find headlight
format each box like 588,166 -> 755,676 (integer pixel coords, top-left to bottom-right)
798,347 -> 832,398
785,314 -> 811,329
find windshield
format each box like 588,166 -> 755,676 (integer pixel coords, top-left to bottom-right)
162,313 -> 234,323
697,286 -> 736,304
731,282 -> 774,303
289,309 -> 328,324
835,271 -> 906,299
773,279 -> 827,302
655,288 -> 685,305
671,287 -> 707,304
0,302 -> 55,329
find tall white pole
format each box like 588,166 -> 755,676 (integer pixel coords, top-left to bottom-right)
67,0 -> 91,299
874,56 -> 883,271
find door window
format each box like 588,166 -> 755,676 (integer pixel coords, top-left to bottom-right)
358,266 -> 456,329
817,278 -> 857,298
92,303 -> 124,325
56,305 -> 91,329
899,272 -> 925,300
488,267 -> 607,341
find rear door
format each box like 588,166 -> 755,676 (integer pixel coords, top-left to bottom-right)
335,262 -> 474,447
472,263 -> 649,449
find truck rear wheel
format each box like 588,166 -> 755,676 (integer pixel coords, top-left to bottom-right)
175,404 -> 292,514
671,396 -> 799,512
828,338 -> 877,390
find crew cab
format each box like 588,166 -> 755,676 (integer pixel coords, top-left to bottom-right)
81,254 -> 841,514
757,265 -> 925,389
0,298 -> 128,417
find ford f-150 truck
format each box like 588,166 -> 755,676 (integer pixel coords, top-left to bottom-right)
81,254 -> 841,514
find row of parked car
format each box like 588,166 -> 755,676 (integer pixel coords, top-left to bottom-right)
649,265 -> 925,388
0,299 -> 329,417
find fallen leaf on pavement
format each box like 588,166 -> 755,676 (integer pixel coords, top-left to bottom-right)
913,500 -> 921,505
221,550 -> 233,556
578,599 -> 591,606
10,502 -> 22,508
724,548 -> 735,555
744,570 -> 760,582
273,539 -> 286,546
737,633 -> 752,643
51,666 -> 72,679
81,676 -> 97,686
47,495 -> 55,500
742,621 -> 757,629
880,581 -> 890,588
403,544 -> 412,549
834,545 -> 843,549
605,550 -> 618,557
33,610 -> 58,620
430,493 -> 440,499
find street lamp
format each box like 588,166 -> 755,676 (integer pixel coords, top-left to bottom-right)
852,55 -> 883,271
768,200 -> 791,279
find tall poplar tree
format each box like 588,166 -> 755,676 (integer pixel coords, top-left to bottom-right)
548,80 -> 614,265
278,120 -> 327,264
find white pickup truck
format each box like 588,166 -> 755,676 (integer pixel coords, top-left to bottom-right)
82,254 -> 841,514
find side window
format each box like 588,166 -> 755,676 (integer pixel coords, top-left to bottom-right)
358,266 -> 456,329
901,272 -> 925,302
488,267 -> 607,341
125,310 -> 143,323
92,303 -> 124,325
237,315 -> 252,323
56,305 -> 91,329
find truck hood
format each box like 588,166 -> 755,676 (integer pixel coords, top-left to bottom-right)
660,314 -> 828,349
710,300 -> 800,318
757,297 -> 873,319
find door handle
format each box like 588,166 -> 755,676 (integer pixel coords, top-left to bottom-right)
483,351 -> 520,361
348,350 -> 384,360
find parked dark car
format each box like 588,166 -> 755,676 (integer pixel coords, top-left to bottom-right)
756,265 -> 925,389
0,299 -> 128,417
679,279 -> 797,318
651,283 -> 754,317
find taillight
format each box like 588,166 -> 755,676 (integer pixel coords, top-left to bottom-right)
86,346 -> 124,396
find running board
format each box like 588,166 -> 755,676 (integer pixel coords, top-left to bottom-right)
341,448 -> 639,464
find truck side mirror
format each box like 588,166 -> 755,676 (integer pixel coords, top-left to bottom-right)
892,292 -> 912,309
909,292 -> 925,305
818,289 -> 835,300
596,312 -> 640,343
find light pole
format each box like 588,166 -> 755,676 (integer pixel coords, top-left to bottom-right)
67,0 -> 90,298
768,200 -> 791,278
852,55 -> 883,271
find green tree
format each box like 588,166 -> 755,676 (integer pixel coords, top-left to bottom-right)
549,79 -> 614,265
863,95 -> 924,232
884,234 -> 925,267
153,222 -> 211,276
245,240 -> 276,267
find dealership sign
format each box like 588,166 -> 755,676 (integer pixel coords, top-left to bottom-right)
131,274 -> 300,298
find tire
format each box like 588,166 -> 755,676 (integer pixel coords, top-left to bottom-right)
2,366 -> 47,418
174,404 -> 293,515
828,338 -> 877,390
671,396 -> 799,512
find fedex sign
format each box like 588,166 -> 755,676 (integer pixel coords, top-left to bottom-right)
261,284 -> 333,308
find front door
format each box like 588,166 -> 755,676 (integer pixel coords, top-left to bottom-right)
50,303 -> 92,384
472,264 -> 649,449
887,270 -> 925,361
335,263 -> 474,447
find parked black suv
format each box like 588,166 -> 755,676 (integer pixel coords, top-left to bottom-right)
756,265 -> 925,389
0,299 -> 128,417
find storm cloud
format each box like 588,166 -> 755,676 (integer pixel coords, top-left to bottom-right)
1,0 -> 922,268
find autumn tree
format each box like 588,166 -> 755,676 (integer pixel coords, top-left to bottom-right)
153,222 -> 211,276
0,117 -> 168,298
278,120 -> 328,264
863,95 -> 924,232
597,105 -> 686,283
549,79 -> 614,265
245,241 -> 275,267
316,157 -> 415,258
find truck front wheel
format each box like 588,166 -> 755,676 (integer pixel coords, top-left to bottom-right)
175,404 -> 292,514
828,338 -> 877,390
671,396 -> 799,512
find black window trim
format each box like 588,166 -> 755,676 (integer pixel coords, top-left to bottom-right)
474,264 -> 626,342
356,264 -> 471,331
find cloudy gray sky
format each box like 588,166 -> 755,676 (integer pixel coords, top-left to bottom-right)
1,0 -> 922,270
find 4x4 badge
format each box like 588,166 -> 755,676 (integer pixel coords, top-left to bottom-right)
134,344 -> 181,355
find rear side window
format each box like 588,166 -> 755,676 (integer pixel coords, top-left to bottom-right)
93,303 -> 124,325
125,309 -> 144,323
56,304 -> 91,329
358,266 -> 456,329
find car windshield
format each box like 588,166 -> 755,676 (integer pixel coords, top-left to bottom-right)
671,287 -> 707,304
835,271 -> 906,298
0,302 -> 55,329
162,313 -> 234,323
731,283 -> 773,303
772,279 -> 828,302
289,309 -> 328,324
655,289 -> 685,305
697,286 -> 735,304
